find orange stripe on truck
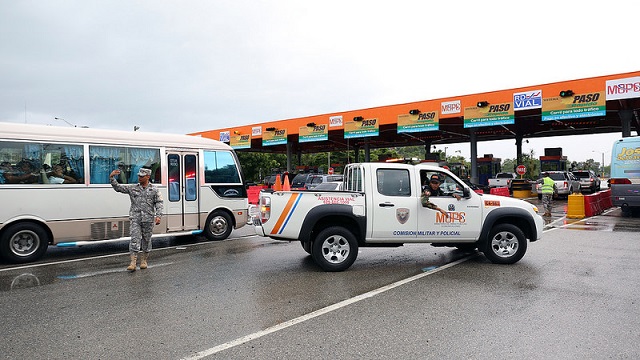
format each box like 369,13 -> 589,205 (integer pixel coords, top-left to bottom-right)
270,193 -> 300,235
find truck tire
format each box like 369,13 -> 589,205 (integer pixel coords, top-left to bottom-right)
482,223 -> 527,264
204,211 -> 232,241
311,226 -> 358,272
0,222 -> 49,263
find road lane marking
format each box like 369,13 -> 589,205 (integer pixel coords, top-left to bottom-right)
180,254 -> 477,359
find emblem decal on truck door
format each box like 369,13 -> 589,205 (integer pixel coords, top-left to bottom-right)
396,208 -> 410,224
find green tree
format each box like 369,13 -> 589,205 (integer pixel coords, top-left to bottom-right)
502,149 -> 539,179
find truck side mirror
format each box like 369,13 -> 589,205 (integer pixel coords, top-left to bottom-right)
463,187 -> 471,198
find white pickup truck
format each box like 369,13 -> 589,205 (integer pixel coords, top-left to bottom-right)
487,172 -> 517,188
254,161 -> 544,271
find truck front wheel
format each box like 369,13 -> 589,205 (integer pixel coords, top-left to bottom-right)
312,226 -> 358,272
482,224 -> 527,264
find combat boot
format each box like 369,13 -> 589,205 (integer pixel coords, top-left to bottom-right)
127,254 -> 137,271
140,252 -> 149,269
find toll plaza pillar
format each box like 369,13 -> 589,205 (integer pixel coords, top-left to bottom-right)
469,129 -> 478,184
286,142 -> 292,173
619,109 -> 634,138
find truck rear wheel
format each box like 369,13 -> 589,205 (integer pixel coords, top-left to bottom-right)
312,226 -> 358,272
482,224 -> 527,264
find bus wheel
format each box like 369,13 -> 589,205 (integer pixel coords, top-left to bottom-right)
204,211 -> 233,241
0,223 -> 49,263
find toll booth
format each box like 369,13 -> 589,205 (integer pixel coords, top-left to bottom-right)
540,147 -> 568,173
477,154 -> 502,187
422,153 -> 447,167
448,162 -> 469,180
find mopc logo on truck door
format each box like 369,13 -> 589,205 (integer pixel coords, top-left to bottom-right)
396,208 -> 410,224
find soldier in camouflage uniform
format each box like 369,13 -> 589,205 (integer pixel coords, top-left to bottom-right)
420,174 -> 459,217
109,168 -> 163,271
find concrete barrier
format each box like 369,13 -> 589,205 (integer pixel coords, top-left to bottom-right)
567,193 -> 585,219
490,186 -> 510,197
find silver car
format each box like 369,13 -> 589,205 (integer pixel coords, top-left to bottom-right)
572,170 -> 601,193
536,171 -> 581,199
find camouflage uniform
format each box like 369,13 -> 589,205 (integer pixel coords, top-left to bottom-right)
420,185 -> 444,210
110,176 -> 163,253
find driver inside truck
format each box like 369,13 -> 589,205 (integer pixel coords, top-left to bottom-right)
421,173 -> 461,216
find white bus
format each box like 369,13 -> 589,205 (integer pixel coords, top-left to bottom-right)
610,136 -> 640,214
0,122 -> 248,263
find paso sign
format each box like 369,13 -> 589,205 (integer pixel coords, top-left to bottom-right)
516,164 -> 527,175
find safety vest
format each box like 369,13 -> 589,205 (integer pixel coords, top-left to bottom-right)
541,177 -> 555,194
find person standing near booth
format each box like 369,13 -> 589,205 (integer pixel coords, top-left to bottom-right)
536,172 -> 557,217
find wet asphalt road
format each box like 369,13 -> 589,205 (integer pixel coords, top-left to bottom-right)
1,199 -> 639,359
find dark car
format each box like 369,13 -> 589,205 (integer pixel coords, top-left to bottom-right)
572,170 -> 601,193
290,173 -> 316,189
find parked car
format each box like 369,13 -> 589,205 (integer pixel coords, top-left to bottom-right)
572,170 -> 601,193
535,171 -> 581,199
290,172 -> 317,189
263,173 -> 293,187
304,174 -> 344,190
311,181 -> 343,191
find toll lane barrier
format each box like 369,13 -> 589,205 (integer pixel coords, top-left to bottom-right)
511,179 -> 532,199
567,193 -> 585,219
567,190 -> 613,219
584,192 -> 602,217
600,189 -> 613,209
490,186 -> 510,197
247,185 -> 268,205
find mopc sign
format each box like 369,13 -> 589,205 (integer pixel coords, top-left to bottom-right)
606,76 -> 640,100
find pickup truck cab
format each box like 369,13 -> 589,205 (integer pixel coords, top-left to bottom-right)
254,161 -> 543,271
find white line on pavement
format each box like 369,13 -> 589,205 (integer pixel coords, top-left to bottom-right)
180,254 -> 477,360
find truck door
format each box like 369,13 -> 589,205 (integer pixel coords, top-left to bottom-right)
166,152 -> 200,232
370,168 -> 418,240
417,171 -> 482,242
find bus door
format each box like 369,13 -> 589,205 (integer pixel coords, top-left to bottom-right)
166,152 -> 200,231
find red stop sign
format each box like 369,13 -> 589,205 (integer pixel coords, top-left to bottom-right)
516,165 -> 527,175
328,167 -> 334,175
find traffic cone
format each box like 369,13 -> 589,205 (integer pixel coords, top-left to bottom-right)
283,174 -> 291,191
273,174 -> 282,191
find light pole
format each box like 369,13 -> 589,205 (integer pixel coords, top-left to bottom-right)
54,117 -> 88,128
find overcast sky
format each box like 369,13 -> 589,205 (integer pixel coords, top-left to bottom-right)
1,0 -> 638,165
